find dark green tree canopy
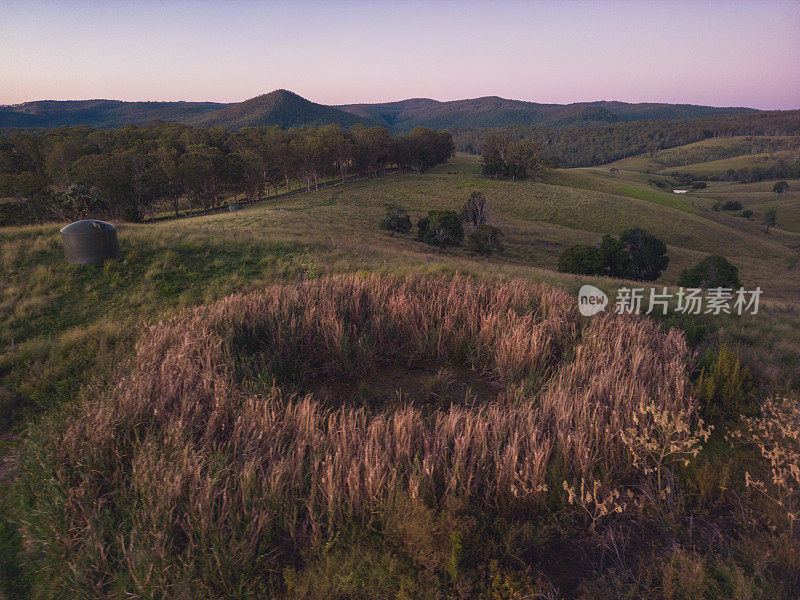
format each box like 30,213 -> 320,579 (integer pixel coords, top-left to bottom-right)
465,225 -> 505,255
379,205 -> 412,235
679,255 -> 741,289
418,210 -> 464,247
0,122 -> 454,226
557,244 -> 604,276
598,234 -> 633,278
619,227 -> 669,281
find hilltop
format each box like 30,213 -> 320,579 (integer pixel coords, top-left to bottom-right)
184,89 -> 377,129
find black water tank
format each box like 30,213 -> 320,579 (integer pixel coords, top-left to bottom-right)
60,220 -> 120,264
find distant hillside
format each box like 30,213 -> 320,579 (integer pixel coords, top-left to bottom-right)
0,99 -> 225,129
449,110 -> 800,168
1,89 -> 761,132
183,89 -> 375,130
335,96 -> 759,130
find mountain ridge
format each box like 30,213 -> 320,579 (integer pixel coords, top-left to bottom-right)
0,89 -> 761,131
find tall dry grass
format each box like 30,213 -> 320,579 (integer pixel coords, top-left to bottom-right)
22,274 -> 703,596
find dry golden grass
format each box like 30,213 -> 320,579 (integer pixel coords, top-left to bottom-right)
20,274 -> 707,596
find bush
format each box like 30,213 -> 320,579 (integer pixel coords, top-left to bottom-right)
721,200 -> 743,211
678,255 -> 741,289
741,209 -> 753,219
695,345 -> 753,421
558,244 -> 604,275
418,210 -> 464,247
379,205 -> 412,235
465,225 -> 504,255
692,182 -> 707,189
773,180 -> 789,194
619,228 -> 669,281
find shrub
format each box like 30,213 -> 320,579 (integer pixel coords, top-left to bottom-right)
730,397 -> 800,533
379,204 -> 412,235
418,210 -> 464,247
741,209 -> 753,219
619,228 -> 669,281
773,180 -> 789,194
695,345 -> 753,421
692,182 -> 707,189
764,209 -> 778,232
679,255 -> 741,289
465,225 -> 504,255
721,200 -> 743,211
557,244 -> 604,275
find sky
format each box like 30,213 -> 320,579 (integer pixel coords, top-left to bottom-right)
1,0 -> 799,109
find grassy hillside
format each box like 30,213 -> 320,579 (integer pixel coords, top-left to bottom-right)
3,153 -> 798,428
603,136 -> 800,235
664,150 -> 800,178
608,135 -> 800,173
2,153 -> 800,598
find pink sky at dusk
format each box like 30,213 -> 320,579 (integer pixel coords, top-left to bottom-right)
1,0 -> 798,109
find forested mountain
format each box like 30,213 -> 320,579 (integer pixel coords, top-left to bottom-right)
2,90 -> 758,132
335,96 -> 758,130
184,90 -> 377,130
451,110 -> 800,167
0,99 -> 225,129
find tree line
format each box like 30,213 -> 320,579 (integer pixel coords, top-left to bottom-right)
450,110 -> 800,168
0,122 -> 454,225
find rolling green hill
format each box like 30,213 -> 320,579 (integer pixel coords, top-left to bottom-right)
608,135 -> 800,173
3,153 -> 798,413
602,136 -> 800,234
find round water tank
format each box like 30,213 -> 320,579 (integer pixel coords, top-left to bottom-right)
60,220 -> 120,264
